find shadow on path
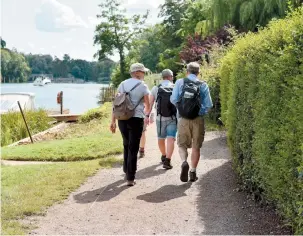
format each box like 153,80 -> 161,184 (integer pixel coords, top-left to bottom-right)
74,164 -> 165,204
201,134 -> 229,160
137,183 -> 192,203
197,161 -> 292,235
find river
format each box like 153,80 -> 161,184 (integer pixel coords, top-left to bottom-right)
1,83 -> 108,114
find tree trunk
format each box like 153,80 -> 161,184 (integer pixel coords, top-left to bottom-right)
119,50 -> 126,83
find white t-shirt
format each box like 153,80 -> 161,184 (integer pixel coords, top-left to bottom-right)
117,78 -> 150,118
150,80 -> 176,121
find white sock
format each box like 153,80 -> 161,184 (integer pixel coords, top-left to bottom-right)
178,147 -> 188,162
191,168 -> 196,172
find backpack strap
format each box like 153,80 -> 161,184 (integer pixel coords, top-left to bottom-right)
129,82 -> 142,92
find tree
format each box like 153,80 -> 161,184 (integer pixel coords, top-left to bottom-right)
1,49 -> 30,83
157,0 -> 189,74
209,0 -> 303,32
94,0 -> 149,86
1,37 -> 6,48
1,49 -> 11,82
71,65 -> 81,78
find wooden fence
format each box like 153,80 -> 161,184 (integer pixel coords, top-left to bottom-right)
99,87 -> 116,104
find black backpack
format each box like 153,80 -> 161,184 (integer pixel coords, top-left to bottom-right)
156,84 -> 177,118
177,78 -> 202,119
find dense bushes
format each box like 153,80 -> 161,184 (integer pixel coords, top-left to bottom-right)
1,110 -> 51,146
220,8 -> 303,233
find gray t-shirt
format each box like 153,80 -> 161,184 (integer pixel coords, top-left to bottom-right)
151,80 -> 176,121
118,78 -> 150,118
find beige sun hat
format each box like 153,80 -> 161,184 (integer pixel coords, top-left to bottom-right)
129,63 -> 149,73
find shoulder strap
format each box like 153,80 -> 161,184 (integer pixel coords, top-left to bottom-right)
129,82 -> 142,92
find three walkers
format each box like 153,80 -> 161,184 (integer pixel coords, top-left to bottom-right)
111,62 -> 212,186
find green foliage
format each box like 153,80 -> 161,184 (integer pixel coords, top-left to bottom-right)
1,109 -> 51,146
209,0 -> 301,32
201,44 -> 226,123
79,103 -> 111,123
94,0 -> 148,85
220,8 -> 303,233
1,103 -> 123,161
1,49 -> 31,83
25,54 -> 115,82
1,37 -> 7,48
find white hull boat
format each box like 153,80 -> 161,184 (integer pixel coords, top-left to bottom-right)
33,77 -> 51,86
0,93 -> 35,114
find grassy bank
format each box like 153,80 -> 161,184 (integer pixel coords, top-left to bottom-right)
1,109 -> 52,146
1,103 -> 123,161
1,157 -> 122,235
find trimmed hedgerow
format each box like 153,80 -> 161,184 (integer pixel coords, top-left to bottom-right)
220,8 -> 303,233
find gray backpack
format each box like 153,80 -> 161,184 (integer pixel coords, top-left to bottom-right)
113,82 -> 142,120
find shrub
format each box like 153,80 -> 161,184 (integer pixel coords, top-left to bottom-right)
79,103 -> 111,123
1,109 -> 51,146
220,8 -> 303,233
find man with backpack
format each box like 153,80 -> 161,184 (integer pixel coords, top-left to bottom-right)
110,63 -> 151,186
148,69 -> 177,169
170,62 -> 213,182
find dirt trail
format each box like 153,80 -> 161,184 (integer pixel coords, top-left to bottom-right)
30,124 -> 290,235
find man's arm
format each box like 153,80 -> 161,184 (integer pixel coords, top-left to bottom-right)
170,79 -> 181,105
200,83 -> 213,115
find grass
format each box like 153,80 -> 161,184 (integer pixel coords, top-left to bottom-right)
1,109 -> 52,146
1,157 -> 122,235
1,104 -> 123,161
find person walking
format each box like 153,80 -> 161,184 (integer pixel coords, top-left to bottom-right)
110,63 -> 151,186
148,69 -> 177,169
170,62 -> 213,182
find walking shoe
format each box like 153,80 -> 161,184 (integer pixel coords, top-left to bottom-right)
127,180 -> 136,186
180,161 -> 189,182
138,151 -> 145,159
163,158 -> 173,169
161,155 -> 166,163
189,171 -> 198,182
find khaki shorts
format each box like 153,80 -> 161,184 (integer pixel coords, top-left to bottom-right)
177,117 -> 205,149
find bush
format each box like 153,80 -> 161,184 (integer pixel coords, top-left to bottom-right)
79,103 -> 111,123
220,8 -> 303,233
1,109 -> 51,146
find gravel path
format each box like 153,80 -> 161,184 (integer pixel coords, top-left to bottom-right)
30,124 -> 291,235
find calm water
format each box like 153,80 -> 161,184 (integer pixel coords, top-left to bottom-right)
1,83 -> 108,114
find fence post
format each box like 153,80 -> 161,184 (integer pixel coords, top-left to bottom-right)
17,101 -> 34,144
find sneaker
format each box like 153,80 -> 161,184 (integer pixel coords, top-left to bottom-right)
180,161 -> 189,182
127,180 -> 136,186
161,155 -> 166,163
138,151 -> 145,159
163,158 -> 173,169
189,171 -> 198,182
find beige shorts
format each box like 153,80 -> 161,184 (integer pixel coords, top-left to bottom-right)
177,117 -> 205,149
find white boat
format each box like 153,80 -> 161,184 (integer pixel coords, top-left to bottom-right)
0,93 -> 35,114
33,77 -> 51,86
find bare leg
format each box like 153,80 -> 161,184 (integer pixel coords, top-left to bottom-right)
166,137 -> 175,159
191,148 -> 200,169
139,131 -> 146,150
158,139 -> 166,156
178,147 -> 188,162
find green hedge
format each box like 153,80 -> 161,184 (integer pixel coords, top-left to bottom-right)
220,8 -> 303,233
1,110 -> 51,146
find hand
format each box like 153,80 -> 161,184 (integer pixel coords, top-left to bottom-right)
144,117 -> 149,126
149,113 -> 155,124
110,122 -> 116,133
